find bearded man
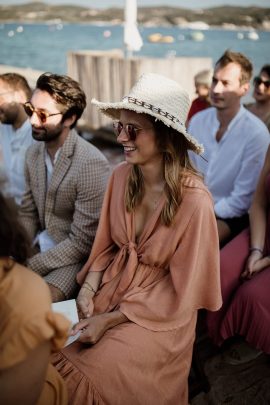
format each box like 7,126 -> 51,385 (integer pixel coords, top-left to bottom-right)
20,72 -> 109,302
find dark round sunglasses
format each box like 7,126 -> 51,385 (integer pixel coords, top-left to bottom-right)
23,101 -> 63,124
253,76 -> 270,89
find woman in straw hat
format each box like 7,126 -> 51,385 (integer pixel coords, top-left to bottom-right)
53,73 -> 221,404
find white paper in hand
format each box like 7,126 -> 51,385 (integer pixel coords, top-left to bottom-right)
52,299 -> 81,346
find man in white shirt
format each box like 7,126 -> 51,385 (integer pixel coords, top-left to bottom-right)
0,73 -> 33,205
189,50 -> 269,245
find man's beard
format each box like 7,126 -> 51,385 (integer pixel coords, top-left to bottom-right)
32,123 -> 63,142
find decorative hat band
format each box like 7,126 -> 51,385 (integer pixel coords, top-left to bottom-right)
124,96 -> 185,127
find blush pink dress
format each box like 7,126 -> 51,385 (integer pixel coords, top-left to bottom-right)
53,162 -> 221,405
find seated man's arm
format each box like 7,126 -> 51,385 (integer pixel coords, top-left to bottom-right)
19,152 -> 40,242
28,157 -> 109,276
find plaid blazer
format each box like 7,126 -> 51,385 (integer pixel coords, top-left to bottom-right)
20,130 -> 109,297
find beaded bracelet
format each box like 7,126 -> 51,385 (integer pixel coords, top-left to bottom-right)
249,247 -> 263,255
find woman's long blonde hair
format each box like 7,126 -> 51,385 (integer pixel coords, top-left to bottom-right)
125,118 -> 200,226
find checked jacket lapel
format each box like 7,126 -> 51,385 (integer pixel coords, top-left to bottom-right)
44,130 -> 77,227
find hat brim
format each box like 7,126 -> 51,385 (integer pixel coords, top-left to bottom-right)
91,98 -> 204,155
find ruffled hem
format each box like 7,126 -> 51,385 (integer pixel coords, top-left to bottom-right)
52,352 -> 104,405
0,311 -> 70,369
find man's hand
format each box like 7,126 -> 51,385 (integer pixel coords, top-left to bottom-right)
48,283 -> 65,302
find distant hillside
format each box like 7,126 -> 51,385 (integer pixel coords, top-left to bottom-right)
0,2 -> 269,30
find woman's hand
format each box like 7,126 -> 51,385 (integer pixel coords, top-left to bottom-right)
241,251 -> 270,279
76,286 -> 94,319
72,314 -> 111,344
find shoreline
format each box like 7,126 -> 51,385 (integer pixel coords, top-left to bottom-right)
1,20 -> 269,32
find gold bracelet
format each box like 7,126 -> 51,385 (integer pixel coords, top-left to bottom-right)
84,281 -> 97,294
81,284 -> 94,294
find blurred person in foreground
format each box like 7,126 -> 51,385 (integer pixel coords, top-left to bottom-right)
0,73 -> 34,205
207,144 -> 270,364
189,50 -> 269,246
20,72 -> 109,302
52,73 -> 221,405
187,68 -> 212,123
0,190 -> 70,405
245,64 -> 270,131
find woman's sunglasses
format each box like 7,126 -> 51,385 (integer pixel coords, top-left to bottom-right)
23,101 -> 63,124
253,76 -> 270,89
113,121 -> 152,141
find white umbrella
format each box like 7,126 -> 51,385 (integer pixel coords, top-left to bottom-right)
124,0 -> 143,56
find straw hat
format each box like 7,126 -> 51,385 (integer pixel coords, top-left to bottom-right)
91,73 -> 204,154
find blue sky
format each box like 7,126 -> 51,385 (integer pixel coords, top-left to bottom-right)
0,0 -> 269,8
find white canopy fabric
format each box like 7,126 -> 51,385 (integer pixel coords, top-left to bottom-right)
124,0 -> 143,53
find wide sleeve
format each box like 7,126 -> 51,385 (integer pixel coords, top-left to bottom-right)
0,311 -> 70,370
0,264 -> 70,370
120,191 -> 222,331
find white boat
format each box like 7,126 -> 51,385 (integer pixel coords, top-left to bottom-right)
246,31 -> 259,40
189,31 -> 205,41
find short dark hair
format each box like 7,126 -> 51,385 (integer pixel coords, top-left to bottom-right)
36,72 -> 86,129
0,72 -> 32,100
260,64 -> 270,78
215,50 -> 253,84
0,193 -> 30,265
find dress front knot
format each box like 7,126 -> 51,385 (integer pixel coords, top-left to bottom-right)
128,241 -> 137,254
100,240 -> 140,309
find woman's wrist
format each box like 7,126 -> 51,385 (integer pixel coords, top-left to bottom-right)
249,247 -> 263,256
81,281 -> 96,297
103,311 -> 128,329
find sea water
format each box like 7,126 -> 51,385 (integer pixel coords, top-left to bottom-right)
0,22 -> 269,74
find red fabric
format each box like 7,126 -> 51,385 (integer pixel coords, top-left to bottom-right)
187,97 -> 210,121
207,227 -> 270,353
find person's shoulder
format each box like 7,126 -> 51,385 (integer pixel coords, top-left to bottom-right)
191,106 -> 215,120
106,161 -> 130,185
188,107 -> 215,128
182,174 -> 213,202
26,141 -> 41,157
2,262 -> 51,312
239,108 -> 269,143
112,161 -> 130,175
242,107 -> 269,131
75,133 -> 108,163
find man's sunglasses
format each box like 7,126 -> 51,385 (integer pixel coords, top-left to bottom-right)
113,121 -> 152,141
253,76 -> 270,89
23,101 -> 63,124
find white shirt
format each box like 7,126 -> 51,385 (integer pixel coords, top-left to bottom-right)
36,148 -> 62,252
0,119 -> 33,205
188,106 -> 270,219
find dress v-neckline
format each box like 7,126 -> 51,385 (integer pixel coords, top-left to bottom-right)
132,195 -> 165,245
